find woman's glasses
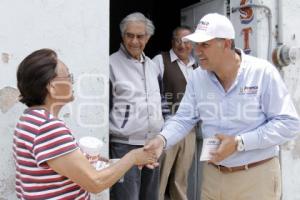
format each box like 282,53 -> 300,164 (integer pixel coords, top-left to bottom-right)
54,73 -> 74,84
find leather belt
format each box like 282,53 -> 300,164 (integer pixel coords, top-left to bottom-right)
210,157 -> 274,173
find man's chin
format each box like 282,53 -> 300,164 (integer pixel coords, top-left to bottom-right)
199,64 -> 208,70
129,51 -> 141,59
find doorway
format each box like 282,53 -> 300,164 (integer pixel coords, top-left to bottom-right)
109,0 -> 199,58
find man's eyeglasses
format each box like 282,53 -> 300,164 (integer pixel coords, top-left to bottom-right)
54,73 -> 74,84
173,38 -> 191,45
125,32 -> 147,40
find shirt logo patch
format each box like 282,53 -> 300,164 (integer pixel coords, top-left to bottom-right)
239,86 -> 258,95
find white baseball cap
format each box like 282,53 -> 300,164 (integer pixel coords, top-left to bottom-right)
182,13 -> 235,43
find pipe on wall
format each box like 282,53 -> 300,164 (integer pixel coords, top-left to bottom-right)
276,0 -> 283,45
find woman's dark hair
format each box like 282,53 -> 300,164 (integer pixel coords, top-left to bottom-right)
17,48 -> 58,107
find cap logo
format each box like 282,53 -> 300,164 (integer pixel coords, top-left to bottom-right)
197,21 -> 209,31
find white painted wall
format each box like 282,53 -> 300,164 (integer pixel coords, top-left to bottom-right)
0,0 -> 109,199
248,0 -> 300,199
273,0 -> 300,199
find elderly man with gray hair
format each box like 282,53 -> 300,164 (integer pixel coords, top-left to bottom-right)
109,12 -> 163,200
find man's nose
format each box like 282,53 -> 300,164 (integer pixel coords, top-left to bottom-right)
195,49 -> 202,56
131,37 -> 139,44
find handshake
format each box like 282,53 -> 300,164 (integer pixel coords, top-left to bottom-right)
130,135 -> 165,169
80,135 -> 166,170
102,135 -> 166,169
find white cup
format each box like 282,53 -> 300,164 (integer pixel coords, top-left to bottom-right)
79,136 -> 104,166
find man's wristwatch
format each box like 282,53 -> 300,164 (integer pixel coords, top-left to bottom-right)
157,134 -> 167,149
235,135 -> 245,152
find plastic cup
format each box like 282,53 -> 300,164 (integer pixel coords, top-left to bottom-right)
79,136 -> 104,165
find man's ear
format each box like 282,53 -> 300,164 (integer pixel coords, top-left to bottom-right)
224,39 -> 232,49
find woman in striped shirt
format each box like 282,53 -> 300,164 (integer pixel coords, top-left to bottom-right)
13,48 -> 157,200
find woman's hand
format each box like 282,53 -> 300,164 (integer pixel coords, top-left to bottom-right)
129,147 -> 157,166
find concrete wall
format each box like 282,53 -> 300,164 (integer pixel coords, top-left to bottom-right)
0,0 -> 109,199
248,0 -> 300,199
274,0 -> 300,199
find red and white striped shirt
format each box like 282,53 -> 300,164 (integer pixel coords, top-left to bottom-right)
13,108 -> 90,200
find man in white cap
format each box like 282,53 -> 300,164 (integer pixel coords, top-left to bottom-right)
144,13 -> 300,200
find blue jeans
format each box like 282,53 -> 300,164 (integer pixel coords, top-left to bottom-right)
110,142 -> 160,200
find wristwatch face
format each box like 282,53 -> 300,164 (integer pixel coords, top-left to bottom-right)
237,139 -> 245,151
